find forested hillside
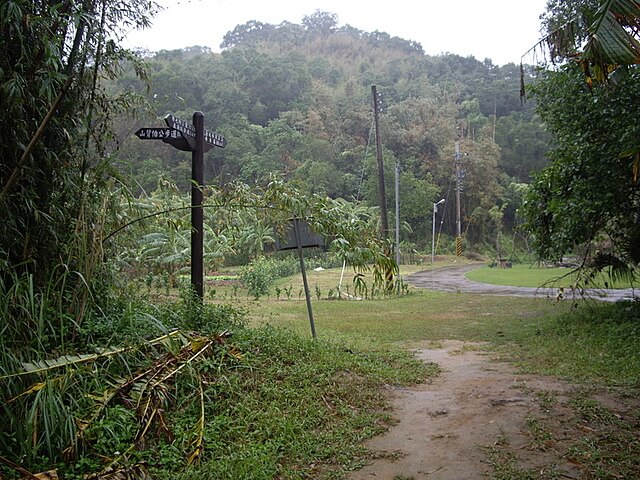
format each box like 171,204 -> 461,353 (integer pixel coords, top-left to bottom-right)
2,3 -> 637,479
114,11 -> 550,249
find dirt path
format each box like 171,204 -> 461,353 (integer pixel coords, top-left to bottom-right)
349,341 -> 582,480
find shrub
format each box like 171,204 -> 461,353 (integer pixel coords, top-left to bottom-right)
239,257 -> 278,299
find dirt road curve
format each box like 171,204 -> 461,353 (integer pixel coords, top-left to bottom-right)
405,263 -> 637,302
349,341 -> 581,480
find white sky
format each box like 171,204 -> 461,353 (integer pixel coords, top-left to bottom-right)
122,0 -> 549,66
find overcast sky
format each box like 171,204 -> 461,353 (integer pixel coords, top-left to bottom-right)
122,0 -> 549,66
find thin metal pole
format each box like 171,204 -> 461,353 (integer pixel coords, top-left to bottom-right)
432,203 -> 436,265
294,218 -> 317,340
191,112 -> 204,299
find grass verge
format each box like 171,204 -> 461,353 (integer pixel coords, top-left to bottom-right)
466,263 -> 634,289
155,325 -> 435,480
96,264 -> 638,480
493,301 -> 640,386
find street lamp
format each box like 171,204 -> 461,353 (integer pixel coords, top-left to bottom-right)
431,199 -> 445,264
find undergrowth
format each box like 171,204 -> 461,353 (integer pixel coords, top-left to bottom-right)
161,325 -> 433,480
0,280 -> 432,479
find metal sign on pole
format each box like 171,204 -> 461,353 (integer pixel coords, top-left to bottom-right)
136,112 -> 227,300
274,219 -> 323,339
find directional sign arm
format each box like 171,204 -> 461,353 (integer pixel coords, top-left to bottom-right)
135,127 -> 193,151
164,114 -> 196,137
165,113 -> 226,149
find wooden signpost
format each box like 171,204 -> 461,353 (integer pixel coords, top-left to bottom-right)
136,112 -> 226,299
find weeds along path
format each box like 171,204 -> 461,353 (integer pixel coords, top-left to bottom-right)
349,340 -> 582,480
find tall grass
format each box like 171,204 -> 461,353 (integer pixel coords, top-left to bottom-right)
0,285 -> 431,479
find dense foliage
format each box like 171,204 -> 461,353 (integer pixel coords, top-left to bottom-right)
523,0 -> 640,280
112,13 -> 550,249
523,66 -> 640,265
0,0 -> 156,289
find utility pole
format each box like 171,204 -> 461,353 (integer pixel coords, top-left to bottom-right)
455,141 -> 462,257
395,161 -> 400,267
372,85 -> 389,239
372,85 -> 393,288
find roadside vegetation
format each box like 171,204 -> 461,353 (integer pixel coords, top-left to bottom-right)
2,0 -> 639,479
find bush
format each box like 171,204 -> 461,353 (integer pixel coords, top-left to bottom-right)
239,252 -> 343,299
239,256 -> 302,298
239,257 -> 279,298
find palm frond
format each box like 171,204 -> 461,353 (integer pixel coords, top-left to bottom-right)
581,0 -> 640,81
589,252 -> 636,284
523,0 -> 640,88
1,331 -> 186,380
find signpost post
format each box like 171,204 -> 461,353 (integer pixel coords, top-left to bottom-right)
190,112 -> 205,300
275,219 -> 324,340
135,112 -> 226,300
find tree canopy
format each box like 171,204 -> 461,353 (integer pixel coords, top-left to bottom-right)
112,12 -> 549,248
523,0 -> 640,279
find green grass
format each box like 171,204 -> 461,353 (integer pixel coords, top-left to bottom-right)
466,263 -> 634,289
245,292 -> 640,388
155,325 -> 435,480
202,265 -> 640,386
125,263 -> 639,480
247,289 -> 566,345
500,301 -> 640,386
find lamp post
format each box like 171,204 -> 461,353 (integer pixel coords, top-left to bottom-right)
432,199 -> 445,264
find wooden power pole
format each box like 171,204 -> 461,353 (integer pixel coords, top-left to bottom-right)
372,85 -> 389,239
372,85 -> 394,288
455,141 -> 462,257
